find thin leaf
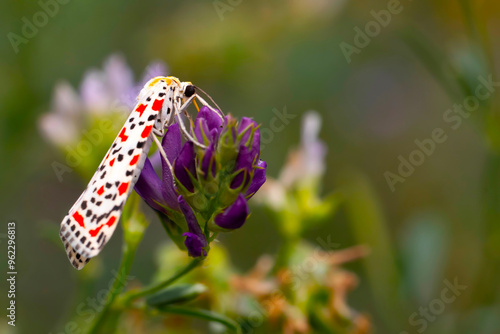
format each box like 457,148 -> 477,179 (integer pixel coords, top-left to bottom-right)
157,306 -> 242,334
146,283 -> 207,307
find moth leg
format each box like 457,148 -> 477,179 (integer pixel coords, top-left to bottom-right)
152,134 -> 173,173
153,126 -> 164,137
183,108 -> 195,129
174,98 -> 208,149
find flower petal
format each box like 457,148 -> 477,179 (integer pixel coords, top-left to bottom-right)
234,145 -> 254,171
301,111 -> 327,179
103,54 -> 134,102
230,145 -> 253,189
214,194 -> 249,230
201,142 -> 216,178
245,160 -> 267,199
80,70 -> 111,113
173,141 -> 197,192
179,196 -> 207,257
162,123 -> 182,165
140,61 -> 169,86
135,159 -> 166,213
238,117 -> 260,161
157,125 -> 182,210
53,81 -> 81,117
196,106 -> 223,134
38,113 -> 79,146
122,60 -> 169,110
182,233 -> 207,257
193,118 -> 211,143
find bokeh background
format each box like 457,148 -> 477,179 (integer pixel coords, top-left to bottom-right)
1,0 -> 500,333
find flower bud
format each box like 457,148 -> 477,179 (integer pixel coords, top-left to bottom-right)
209,194 -> 249,231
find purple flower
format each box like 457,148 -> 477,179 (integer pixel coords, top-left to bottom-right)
230,145 -> 254,189
238,117 -> 260,162
135,124 -> 182,212
179,196 -> 207,257
200,142 -> 216,178
173,142 -> 197,193
193,106 -> 223,144
135,101 -> 266,257
245,159 -> 267,199
213,194 -> 249,230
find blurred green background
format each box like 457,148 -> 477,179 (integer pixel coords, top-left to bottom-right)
1,0 -> 500,333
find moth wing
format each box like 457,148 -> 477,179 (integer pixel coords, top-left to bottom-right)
59,86 -> 167,269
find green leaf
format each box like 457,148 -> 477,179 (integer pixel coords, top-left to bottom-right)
146,283 -> 207,307
336,169 -> 404,331
156,306 -> 242,334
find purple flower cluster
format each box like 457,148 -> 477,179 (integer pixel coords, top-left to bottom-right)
135,107 -> 266,257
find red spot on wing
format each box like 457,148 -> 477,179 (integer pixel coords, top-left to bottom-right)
97,186 -> 105,196
129,154 -> 140,166
109,158 -> 115,167
89,225 -> 103,237
72,211 -> 85,228
152,99 -> 164,111
105,216 -> 116,228
118,128 -> 129,142
141,125 -> 153,138
89,217 -> 116,237
118,182 -> 129,196
136,104 -> 147,117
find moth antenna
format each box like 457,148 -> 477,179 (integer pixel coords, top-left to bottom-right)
194,86 -> 225,118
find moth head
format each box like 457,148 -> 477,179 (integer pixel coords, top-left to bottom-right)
181,82 -> 196,99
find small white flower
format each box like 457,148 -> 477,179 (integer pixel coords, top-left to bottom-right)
280,111 -> 327,188
39,54 -> 168,147
255,111 -> 327,209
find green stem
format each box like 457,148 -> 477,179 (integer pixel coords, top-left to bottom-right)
121,257 -> 203,306
274,236 -> 299,271
86,236 -> 140,334
471,151 -> 500,306
86,193 -> 147,334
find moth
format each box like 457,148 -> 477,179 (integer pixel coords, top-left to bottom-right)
59,76 -> 220,269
